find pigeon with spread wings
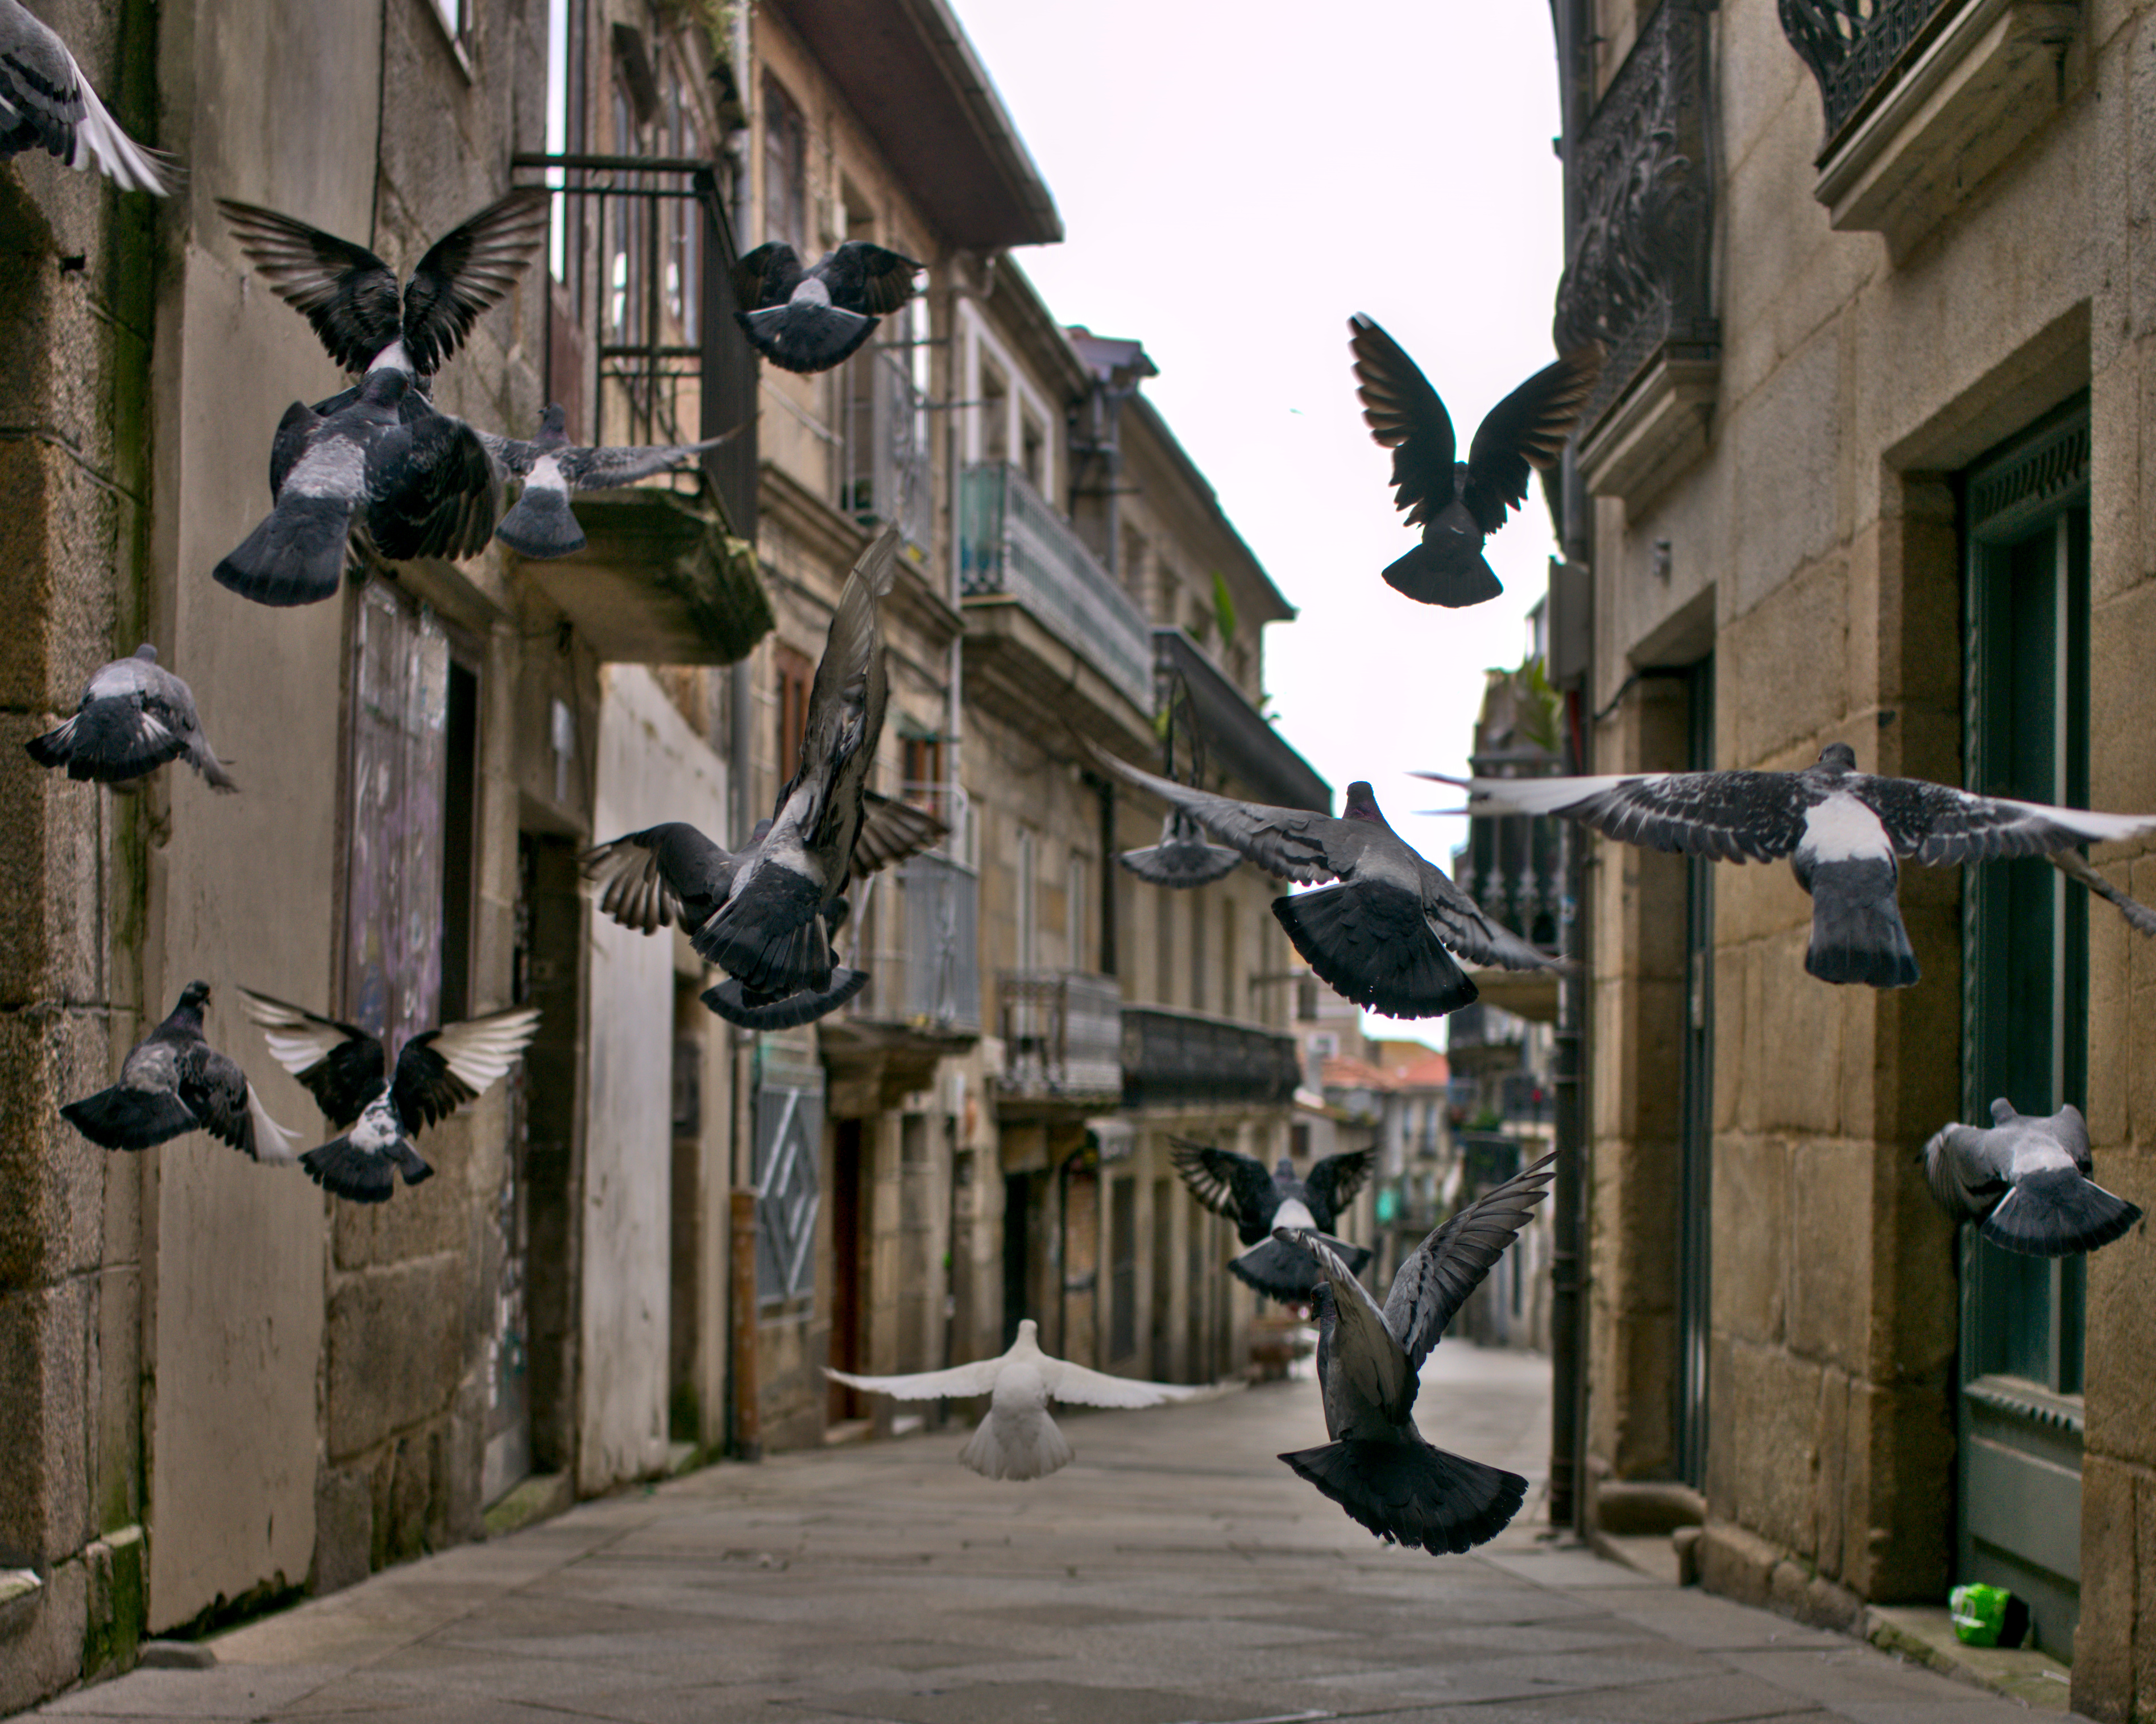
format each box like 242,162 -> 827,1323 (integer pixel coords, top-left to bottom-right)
732,241 -> 921,374
1092,749 -> 1559,1021
1,0 -> 172,193
218,189 -> 548,380
1170,1137 -> 1375,1302
1350,314 -> 1600,608
1926,1100 -> 2143,1257
1118,807 -> 1242,889
62,982 -> 295,1165
238,987 -> 540,1203
825,1319 -> 1201,1481
1277,1153 -> 1556,1555
28,644 -> 236,791
1429,743 -> 2156,988
482,403 -> 744,559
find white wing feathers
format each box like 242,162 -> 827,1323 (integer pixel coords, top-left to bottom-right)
824,1358 -> 1004,1400
429,1006 -> 542,1092
237,987 -> 357,1078
245,1081 -> 299,1166
1036,1359 -> 1201,1409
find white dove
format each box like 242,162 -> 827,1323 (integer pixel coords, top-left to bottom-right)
824,1319 -> 1201,1481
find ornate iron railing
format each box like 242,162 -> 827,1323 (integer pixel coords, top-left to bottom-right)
1780,0 -> 1952,143
840,343 -> 934,553
844,849 -> 981,1033
1552,0 -> 1717,438
960,463 -> 1156,714
1120,1006 -> 1300,1110
996,971 -> 1124,1099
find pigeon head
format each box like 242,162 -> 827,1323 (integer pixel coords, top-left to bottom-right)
1275,1157 -> 1296,1181
132,643 -> 159,663
1343,782 -> 1387,825
1013,1317 -> 1039,1344
537,402 -> 567,442
176,980 -> 213,1013
1990,1097 -> 2021,1125
1815,742 -> 1859,774
359,368 -> 412,407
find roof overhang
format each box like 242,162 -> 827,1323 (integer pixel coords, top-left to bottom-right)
1155,628 -> 1330,814
765,0 -> 1062,250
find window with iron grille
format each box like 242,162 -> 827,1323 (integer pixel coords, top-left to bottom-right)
762,72 -> 805,252
774,643 -> 812,782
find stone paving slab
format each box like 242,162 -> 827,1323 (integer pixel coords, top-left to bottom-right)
21,1345 -> 2090,1724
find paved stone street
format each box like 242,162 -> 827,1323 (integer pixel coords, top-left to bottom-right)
29,1348 -> 2070,1723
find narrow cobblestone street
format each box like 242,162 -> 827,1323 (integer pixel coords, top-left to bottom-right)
26,1347 -> 2069,1724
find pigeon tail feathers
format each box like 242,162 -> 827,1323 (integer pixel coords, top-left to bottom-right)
493,486 -> 587,559
738,303 -> 875,374
695,866 -> 834,996
701,966 -> 868,1030
1380,539 -> 1503,610
1229,1232 -> 1373,1304
959,1408 -> 1075,1481
61,1083 -> 197,1150
214,496 -> 351,607
1803,859 -> 1919,988
300,1136 -> 405,1203
1274,886 -> 1479,1020
27,707 -> 185,783
1280,1438 -> 1527,1556
1981,1168 -> 2143,1257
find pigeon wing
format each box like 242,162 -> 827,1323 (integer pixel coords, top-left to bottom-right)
399,188 -> 550,375
553,426 -> 744,491
819,242 -> 922,314
1292,1229 -> 1415,1423
368,415 -> 501,562
1168,1137 -> 1278,1234
729,242 -> 805,310
1349,314 -> 1456,529
389,1004 -> 542,1133
217,199 -> 403,372
1384,1153 -> 1558,1370
175,1043 -> 294,1163
1923,1121 -> 2009,1220
823,1358 -> 1004,1400
1414,857 -> 1565,972
0,11 -> 86,156
1447,769 -> 1816,864
582,822 -> 736,934
795,528 -> 900,856
1088,749 -> 1340,884
1302,1146 -> 1377,1229
1037,1357 -> 1201,1409
1460,347 -> 1603,535
849,790 -> 950,877
267,400 -> 322,500
1855,776 -> 2156,866
237,987 -> 385,1128
2051,849 -> 2156,936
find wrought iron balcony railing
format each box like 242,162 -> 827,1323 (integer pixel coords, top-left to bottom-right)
995,970 -> 1124,1101
1781,0 -> 1951,142
844,849 -> 981,1034
840,343 -> 934,553
960,463 -> 1155,714
1551,0 -> 1717,440
1120,1006 -> 1300,1110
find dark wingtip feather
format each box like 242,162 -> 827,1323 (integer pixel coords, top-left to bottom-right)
695,867 -> 833,996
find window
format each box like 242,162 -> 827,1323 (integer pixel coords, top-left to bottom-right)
439,658 -> 481,1021
1296,975 -> 1320,1022
1021,415 -> 1045,490
1067,851 -> 1087,969
980,362 -> 1009,466
774,643 -> 813,782
1220,896 -> 1237,1021
762,73 -> 806,252
1014,825 -> 1037,972
1109,1176 -> 1137,1361
1189,894 -> 1208,1013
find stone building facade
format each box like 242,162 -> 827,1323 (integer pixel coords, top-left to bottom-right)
1547,0 -> 2156,1710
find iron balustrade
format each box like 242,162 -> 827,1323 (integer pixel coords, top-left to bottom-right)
959,463 -> 1155,714
1780,0 -> 1956,142
844,849 -> 981,1034
840,343 -> 934,552
995,971 -> 1123,1099
1118,1006 -> 1300,1110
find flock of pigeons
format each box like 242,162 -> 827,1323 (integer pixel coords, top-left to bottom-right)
10,0 -> 2149,1561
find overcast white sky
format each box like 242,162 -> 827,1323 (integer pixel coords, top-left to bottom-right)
949,0 -> 1569,1048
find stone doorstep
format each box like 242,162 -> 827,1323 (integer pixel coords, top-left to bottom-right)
1867,1601 -> 2078,1714
478,1471 -> 574,1541
1589,1528 -> 1685,1588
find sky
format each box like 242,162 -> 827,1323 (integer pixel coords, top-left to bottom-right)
948,0 -> 1570,1048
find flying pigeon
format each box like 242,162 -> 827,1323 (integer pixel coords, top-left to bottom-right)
824,1319 -> 1201,1481
479,403 -> 744,559
1430,744 -> 2156,988
61,981 -> 295,1163
583,790 -> 946,1029
689,527 -> 901,1000
731,241 -> 922,374
1090,749 -> 1560,1021
218,189 -> 549,380
1277,1152 -> 1557,1555
237,987 -> 540,1203
1,0 -> 172,193
27,644 -> 237,791
1925,1100 -> 2143,1257
2051,848 -> 2156,937
1350,315 -> 1600,608
1170,1137 -> 1375,1302
214,368 -> 499,606
1118,808 -> 1242,889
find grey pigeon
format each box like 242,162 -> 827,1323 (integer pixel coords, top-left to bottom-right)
482,403 -> 744,559
1118,808 -> 1242,889
1092,750 -> 1560,1021
62,981 -> 295,1162
583,790 -> 946,1029
1277,1152 -> 1556,1555
1170,1137 -> 1375,1302
1926,1100 -> 2143,1257
689,527 -> 901,998
214,368 -> 498,606
826,1319 -> 1200,1481
0,0 -> 171,193
27,643 -> 236,791
239,987 -> 540,1204
218,189 -> 548,379
1432,744 -> 2156,988
1350,315 -> 1600,608
2051,848 -> 2156,937
731,241 -> 921,374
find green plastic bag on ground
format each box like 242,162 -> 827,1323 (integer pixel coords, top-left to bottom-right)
1949,1582 -> 2030,1648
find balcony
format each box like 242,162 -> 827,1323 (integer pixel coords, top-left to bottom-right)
821,848 -> 980,1116
960,463 -> 1156,747
1120,1006 -> 1299,1111
1552,0 -> 1719,512
994,971 -> 1123,1113
1154,628 -> 1330,813
840,343 -> 934,553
